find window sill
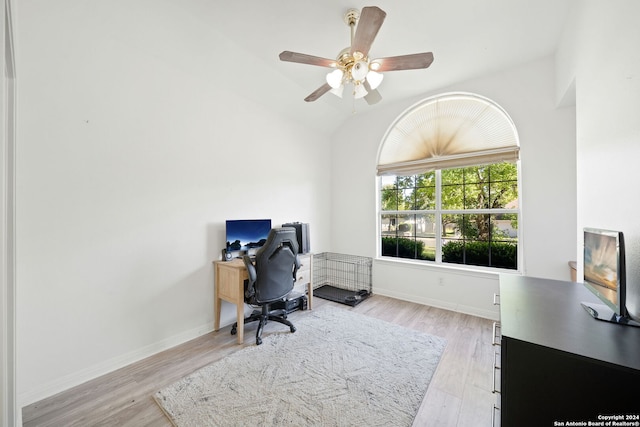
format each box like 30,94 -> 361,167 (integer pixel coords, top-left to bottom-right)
374,256 -> 522,279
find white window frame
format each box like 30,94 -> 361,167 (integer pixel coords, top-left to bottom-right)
377,163 -> 522,273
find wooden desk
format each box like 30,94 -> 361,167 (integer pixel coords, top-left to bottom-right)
213,259 -> 249,344
213,253 -> 313,344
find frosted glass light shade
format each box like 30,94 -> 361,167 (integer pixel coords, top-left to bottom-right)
330,85 -> 344,98
366,71 -> 384,90
326,69 -> 344,89
353,83 -> 368,99
351,60 -> 369,82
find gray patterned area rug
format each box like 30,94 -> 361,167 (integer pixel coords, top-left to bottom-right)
154,305 -> 446,427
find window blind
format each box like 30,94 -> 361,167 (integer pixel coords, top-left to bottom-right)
377,93 -> 519,175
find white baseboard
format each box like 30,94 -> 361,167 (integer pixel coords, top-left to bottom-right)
18,321 -> 214,408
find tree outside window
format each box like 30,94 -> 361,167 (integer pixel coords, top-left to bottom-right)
380,162 -> 519,270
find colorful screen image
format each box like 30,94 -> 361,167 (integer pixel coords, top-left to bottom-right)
584,230 -> 619,305
226,219 -> 272,251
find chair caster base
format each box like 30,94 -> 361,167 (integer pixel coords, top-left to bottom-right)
230,305 -> 297,345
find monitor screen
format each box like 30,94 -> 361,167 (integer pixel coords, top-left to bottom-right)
226,219 -> 272,252
583,228 -> 625,316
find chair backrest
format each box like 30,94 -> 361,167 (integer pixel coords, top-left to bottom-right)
250,227 -> 299,304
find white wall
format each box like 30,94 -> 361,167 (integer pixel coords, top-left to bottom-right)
557,0 -> 640,320
15,1 -> 331,405
330,56 -> 577,320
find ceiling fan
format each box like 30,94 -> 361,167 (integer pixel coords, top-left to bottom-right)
279,6 -> 434,104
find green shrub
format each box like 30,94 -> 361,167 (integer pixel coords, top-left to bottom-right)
442,240 -> 517,269
382,237 -> 433,261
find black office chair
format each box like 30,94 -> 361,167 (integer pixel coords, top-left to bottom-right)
230,227 -> 300,345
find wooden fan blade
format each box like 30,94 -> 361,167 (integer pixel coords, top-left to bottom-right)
279,51 -> 336,68
363,80 -> 382,105
351,6 -> 386,56
373,52 -> 434,72
304,83 -> 332,102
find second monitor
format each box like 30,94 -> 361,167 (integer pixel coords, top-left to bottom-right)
282,222 -> 310,254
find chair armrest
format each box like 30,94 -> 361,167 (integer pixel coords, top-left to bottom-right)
293,254 -> 300,280
243,255 -> 257,298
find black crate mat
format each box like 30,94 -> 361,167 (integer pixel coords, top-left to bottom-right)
314,285 -> 370,306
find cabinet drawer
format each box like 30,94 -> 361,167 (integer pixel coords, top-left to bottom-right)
295,267 -> 310,285
492,322 -> 501,346
492,350 -> 501,394
492,293 -> 501,426
296,254 -> 311,284
298,254 -> 311,271
492,405 -> 500,427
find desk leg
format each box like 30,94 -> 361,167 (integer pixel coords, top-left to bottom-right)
307,283 -> 313,310
214,265 -> 221,332
236,302 -> 244,344
214,296 -> 221,332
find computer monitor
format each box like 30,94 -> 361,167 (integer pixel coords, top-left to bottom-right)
581,227 -> 638,327
225,219 -> 272,253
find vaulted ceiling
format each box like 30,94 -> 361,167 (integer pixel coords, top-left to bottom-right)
198,0 -> 574,134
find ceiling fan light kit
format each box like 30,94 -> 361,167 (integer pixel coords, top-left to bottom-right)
366,70 -> 383,89
279,6 -> 434,105
326,69 -> 344,89
330,85 -> 345,98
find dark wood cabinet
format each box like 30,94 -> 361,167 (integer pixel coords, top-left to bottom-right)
498,275 -> 640,427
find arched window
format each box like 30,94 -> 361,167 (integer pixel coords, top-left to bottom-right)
377,93 -> 520,270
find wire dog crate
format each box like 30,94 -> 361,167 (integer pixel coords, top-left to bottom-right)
313,253 -> 372,306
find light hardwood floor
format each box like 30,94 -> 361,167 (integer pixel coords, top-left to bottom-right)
22,295 -> 496,426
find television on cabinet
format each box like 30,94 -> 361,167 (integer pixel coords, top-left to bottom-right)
581,227 -> 638,327
225,219 -> 272,254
